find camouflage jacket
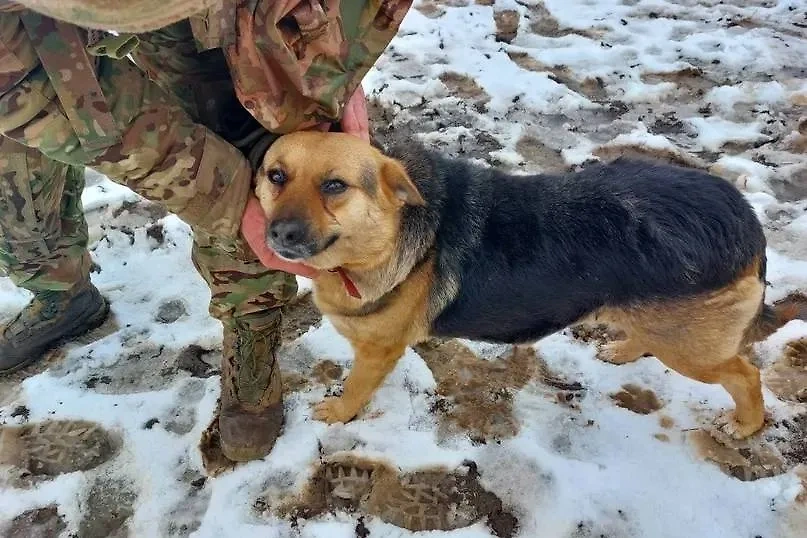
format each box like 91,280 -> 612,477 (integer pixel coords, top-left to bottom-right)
1,0 -> 412,140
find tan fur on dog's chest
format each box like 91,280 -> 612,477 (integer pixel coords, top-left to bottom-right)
311,259 -> 434,347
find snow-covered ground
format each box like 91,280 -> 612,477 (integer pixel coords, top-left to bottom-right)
2,1 -> 807,536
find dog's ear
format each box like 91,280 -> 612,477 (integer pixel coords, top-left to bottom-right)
380,157 -> 425,206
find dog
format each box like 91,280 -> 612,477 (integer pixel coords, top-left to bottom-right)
255,130 -> 784,439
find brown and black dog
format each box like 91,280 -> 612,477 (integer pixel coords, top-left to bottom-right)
255,131 -> 784,439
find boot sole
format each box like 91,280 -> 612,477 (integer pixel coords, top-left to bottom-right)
0,298 -> 110,376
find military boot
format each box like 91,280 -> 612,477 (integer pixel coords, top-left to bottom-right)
218,310 -> 285,462
0,280 -> 109,374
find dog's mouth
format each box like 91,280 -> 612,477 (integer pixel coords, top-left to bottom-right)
268,233 -> 340,262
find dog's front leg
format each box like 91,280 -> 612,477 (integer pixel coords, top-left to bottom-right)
313,341 -> 407,424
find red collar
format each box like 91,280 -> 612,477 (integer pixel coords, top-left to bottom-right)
328,267 -> 361,299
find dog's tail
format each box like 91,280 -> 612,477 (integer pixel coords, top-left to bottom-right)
744,300 -> 803,345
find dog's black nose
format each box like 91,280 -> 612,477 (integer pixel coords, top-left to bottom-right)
268,219 -> 308,248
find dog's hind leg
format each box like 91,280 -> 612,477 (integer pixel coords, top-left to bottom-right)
611,265 -> 767,438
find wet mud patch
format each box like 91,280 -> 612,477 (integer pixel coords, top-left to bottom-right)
281,293 -> 322,344
494,10 -> 520,43
592,143 -> 707,170
438,71 -> 491,106
610,384 -> 663,415
764,337 -> 807,403
163,468 -> 212,536
198,414 -> 236,477
262,454 -> 518,536
526,2 -> 598,39
79,477 -> 137,538
3,505 -> 66,538
767,414 -> 807,469
110,198 -> 169,223
688,429 -> 787,482
770,166 -> 807,203
312,360 -> 343,386
515,135 -> 570,173
175,345 -> 219,379
155,299 -> 188,324
641,68 -> 717,102
367,97 -> 504,164
76,340 -> 219,395
506,52 -> 608,102
415,1 -> 446,19
648,111 -> 692,136
414,340 -> 538,442
689,413 -> 806,482
0,419 -> 118,484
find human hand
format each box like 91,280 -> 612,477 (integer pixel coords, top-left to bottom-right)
340,85 -> 370,141
241,196 -> 319,278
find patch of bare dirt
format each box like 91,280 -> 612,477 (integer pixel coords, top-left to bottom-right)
281,293 -> 322,344
764,337 -> 807,403
415,1 -> 446,18
526,2 -> 597,39
3,505 -> 65,538
312,360 -> 343,386
367,98 -> 504,164
505,52 -> 607,102
515,136 -> 570,173
414,340 -> 537,442
770,167 -> 807,203
640,68 -> 718,102
79,477 -> 137,538
494,10 -> 520,43
281,370 -> 310,393
768,414 -> 807,469
593,143 -> 707,170
176,345 -> 218,378
438,72 -> 491,105
648,111 -> 691,136
263,455 -> 518,536
73,341 -> 216,394
610,384 -> 663,415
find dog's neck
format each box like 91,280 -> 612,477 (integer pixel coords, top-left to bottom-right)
317,143 -> 445,306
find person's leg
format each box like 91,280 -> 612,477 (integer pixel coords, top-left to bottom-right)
132,21 -> 297,461
0,136 -> 107,372
0,13 -> 294,460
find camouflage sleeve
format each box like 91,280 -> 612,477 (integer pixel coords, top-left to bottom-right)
0,11 -> 252,245
225,0 -> 412,133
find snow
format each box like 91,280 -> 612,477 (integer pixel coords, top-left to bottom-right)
2,0 -> 807,537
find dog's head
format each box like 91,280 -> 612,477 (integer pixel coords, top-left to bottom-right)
255,131 -> 425,270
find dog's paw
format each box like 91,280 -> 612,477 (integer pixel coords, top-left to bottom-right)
313,397 -> 358,424
712,412 -> 763,440
597,340 -> 641,365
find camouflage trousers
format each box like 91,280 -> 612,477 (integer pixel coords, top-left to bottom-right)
0,18 -> 296,324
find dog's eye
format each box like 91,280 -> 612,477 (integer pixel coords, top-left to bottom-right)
321,179 -> 348,195
267,169 -> 287,185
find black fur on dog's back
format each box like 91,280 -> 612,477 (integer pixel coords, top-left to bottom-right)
388,144 -> 767,344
